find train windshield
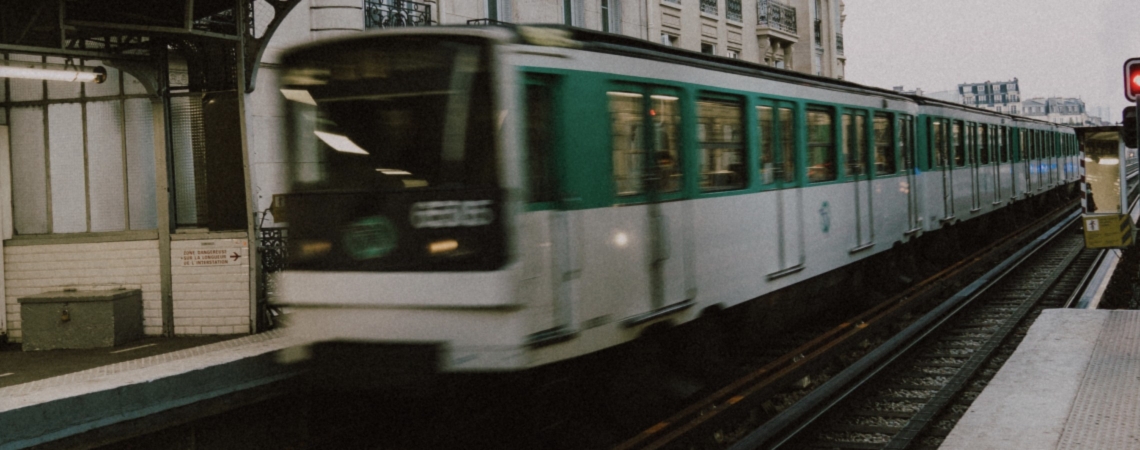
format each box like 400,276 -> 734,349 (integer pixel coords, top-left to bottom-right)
281,35 -> 496,192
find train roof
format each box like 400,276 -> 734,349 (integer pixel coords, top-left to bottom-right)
283,24 -> 1069,131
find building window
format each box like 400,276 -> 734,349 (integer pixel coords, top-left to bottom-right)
700,0 -> 717,15
727,49 -> 740,59
7,58 -> 158,235
601,0 -> 610,32
701,42 -> 716,55
661,33 -> 678,46
726,0 -> 742,21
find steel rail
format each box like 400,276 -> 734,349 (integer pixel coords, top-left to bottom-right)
614,200 -> 1080,450
729,208 -> 1081,450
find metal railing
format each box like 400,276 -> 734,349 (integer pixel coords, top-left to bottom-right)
700,0 -> 718,15
364,0 -> 434,29
836,33 -> 844,54
466,18 -> 511,25
726,0 -> 742,21
256,227 -> 288,330
757,0 -> 797,33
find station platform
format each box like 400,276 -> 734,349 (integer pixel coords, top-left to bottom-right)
941,309 -> 1140,449
0,330 -> 307,449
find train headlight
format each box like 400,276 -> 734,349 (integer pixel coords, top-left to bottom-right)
293,239 -> 333,260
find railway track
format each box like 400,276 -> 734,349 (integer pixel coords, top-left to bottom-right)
613,199 -> 1083,450
777,224 -> 1093,449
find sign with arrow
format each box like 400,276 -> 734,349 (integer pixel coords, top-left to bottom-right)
179,248 -> 244,266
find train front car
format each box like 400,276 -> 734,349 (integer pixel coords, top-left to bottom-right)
275,28 -> 528,376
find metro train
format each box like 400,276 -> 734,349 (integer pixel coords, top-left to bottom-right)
273,25 -> 1080,374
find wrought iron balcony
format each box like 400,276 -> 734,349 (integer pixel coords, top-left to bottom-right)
757,0 -> 797,34
726,0 -> 742,21
466,18 -> 511,25
364,0 -> 434,29
836,33 -> 844,55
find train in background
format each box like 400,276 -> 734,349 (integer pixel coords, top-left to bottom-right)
272,25 -> 1080,376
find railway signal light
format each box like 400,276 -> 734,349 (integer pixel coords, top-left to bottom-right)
1125,106 -> 1138,149
1127,58 -> 1140,102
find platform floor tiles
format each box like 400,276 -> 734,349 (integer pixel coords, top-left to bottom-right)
941,309 -> 1140,450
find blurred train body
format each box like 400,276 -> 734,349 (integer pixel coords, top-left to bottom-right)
273,26 -> 1081,375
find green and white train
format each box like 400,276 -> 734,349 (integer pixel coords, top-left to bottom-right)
275,25 -> 1080,373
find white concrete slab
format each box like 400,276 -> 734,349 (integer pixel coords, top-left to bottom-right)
940,309 -> 1109,450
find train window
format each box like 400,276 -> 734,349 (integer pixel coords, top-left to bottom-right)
779,108 -> 795,183
759,105 -> 797,184
525,81 -> 557,203
807,109 -> 836,182
999,127 -> 1008,163
979,125 -> 990,165
953,121 -> 965,167
609,92 -> 645,196
873,113 -> 896,175
843,112 -> 868,178
651,94 -> 683,193
932,119 -> 946,168
608,91 -> 682,196
899,116 -> 914,171
758,106 -> 775,184
698,98 -> 745,192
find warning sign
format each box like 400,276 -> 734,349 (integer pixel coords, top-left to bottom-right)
179,248 -> 244,266
1083,214 -> 1135,249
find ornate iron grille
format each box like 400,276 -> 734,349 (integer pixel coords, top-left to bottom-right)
467,18 -> 511,25
836,33 -> 844,54
365,0 -> 434,29
700,0 -> 717,15
757,0 -> 797,33
726,0 -> 742,21
256,227 -> 288,330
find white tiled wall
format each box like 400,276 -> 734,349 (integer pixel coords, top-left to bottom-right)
171,238 -> 251,335
4,240 -> 162,341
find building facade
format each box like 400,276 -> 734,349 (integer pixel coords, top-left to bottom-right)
428,0 -> 847,78
958,78 -> 1021,114
1021,97 -> 1093,125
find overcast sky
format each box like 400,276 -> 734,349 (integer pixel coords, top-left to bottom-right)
842,0 -> 1140,122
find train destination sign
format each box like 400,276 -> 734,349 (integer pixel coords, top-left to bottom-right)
179,248 -> 243,266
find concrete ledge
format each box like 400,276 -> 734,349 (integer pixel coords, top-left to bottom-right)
0,332 -> 306,449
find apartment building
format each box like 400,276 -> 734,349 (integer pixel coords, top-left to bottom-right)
372,0 -> 847,78
958,78 -> 1021,114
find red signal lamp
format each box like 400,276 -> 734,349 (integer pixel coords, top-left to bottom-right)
1126,58 -> 1140,102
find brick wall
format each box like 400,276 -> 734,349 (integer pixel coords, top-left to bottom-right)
170,238 -> 250,335
4,240 -> 162,341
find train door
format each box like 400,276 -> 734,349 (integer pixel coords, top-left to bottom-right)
759,101 -> 804,276
951,120 -> 965,220
900,116 -> 921,232
521,74 -> 576,340
844,110 -> 873,251
988,125 -> 1001,205
1025,130 -> 1033,193
932,118 -> 953,221
968,123 -> 981,212
607,86 -> 693,321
